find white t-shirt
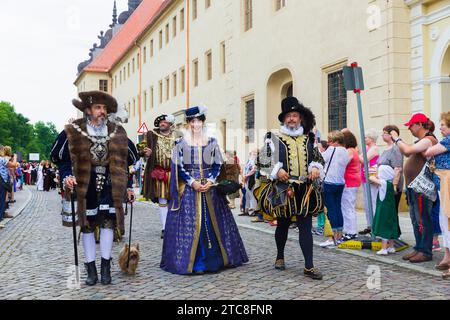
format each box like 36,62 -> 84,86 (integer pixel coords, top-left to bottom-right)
321,146 -> 350,185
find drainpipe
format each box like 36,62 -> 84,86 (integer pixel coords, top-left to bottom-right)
135,41 -> 143,128
186,0 -> 190,109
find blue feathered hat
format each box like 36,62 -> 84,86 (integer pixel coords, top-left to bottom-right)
185,105 -> 207,122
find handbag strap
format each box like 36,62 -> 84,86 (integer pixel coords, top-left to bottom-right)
323,147 -> 336,181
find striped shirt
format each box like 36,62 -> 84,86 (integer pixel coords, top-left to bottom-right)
0,157 -> 9,181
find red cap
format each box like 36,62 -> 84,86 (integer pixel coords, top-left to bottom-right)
404,113 -> 429,127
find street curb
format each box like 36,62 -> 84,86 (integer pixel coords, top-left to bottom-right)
0,186 -> 33,228
236,221 -> 442,278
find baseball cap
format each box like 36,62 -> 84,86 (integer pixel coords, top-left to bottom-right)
404,113 -> 429,127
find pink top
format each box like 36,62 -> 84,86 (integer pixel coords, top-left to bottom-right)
361,146 -> 379,183
345,148 -> 362,187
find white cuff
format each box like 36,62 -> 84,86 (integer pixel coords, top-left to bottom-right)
188,177 -> 195,186
309,162 -> 325,180
270,162 -> 284,180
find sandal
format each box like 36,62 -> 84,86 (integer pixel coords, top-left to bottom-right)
435,262 -> 450,271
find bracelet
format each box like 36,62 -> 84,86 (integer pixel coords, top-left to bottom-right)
394,138 -> 402,145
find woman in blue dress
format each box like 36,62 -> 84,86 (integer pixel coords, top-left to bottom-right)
160,106 -> 248,275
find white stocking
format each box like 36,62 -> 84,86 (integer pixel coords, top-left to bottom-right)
100,228 -> 114,260
159,198 -> 168,231
82,232 -> 96,263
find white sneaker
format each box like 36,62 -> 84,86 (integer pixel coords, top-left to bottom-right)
319,239 -> 335,247
387,247 -> 396,254
376,248 -> 389,255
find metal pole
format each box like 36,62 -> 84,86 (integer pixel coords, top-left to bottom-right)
127,201 -> 133,268
70,191 -> 79,283
352,65 -> 374,240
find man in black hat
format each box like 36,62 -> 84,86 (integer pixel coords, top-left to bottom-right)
140,114 -> 179,239
51,90 -> 138,286
258,97 -> 325,280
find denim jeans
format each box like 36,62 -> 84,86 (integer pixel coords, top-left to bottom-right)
324,183 -> 345,232
0,186 -> 6,221
406,188 -> 434,257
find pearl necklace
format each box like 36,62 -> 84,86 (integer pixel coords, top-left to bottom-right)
71,122 -> 119,144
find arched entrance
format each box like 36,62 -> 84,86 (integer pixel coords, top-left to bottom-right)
266,69 -> 294,131
430,26 -> 450,124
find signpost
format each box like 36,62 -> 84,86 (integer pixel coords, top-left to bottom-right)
343,62 -> 374,239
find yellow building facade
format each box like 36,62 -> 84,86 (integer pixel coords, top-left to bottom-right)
75,0 -> 449,156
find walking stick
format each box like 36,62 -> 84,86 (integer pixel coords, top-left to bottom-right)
127,200 -> 134,268
70,190 -> 79,282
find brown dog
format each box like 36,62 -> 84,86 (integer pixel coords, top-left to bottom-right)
118,243 -> 140,275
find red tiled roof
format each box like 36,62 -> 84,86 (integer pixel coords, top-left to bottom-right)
83,0 -> 172,74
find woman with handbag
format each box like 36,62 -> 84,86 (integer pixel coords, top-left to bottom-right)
319,131 -> 351,247
424,112 -> 450,277
160,106 -> 248,275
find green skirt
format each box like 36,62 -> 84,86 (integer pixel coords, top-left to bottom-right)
372,182 -> 401,240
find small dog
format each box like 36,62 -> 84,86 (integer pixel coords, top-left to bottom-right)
118,243 -> 140,275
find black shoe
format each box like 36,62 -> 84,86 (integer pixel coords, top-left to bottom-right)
358,228 -> 371,235
161,230 -> 165,239
100,258 -> 112,285
274,259 -> 286,270
304,268 -> 323,280
84,261 -> 98,286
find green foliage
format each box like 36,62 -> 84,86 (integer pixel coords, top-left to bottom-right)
0,101 -> 58,161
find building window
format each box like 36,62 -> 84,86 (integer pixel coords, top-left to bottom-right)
173,72 -> 177,97
143,47 -> 147,63
150,86 -> 154,109
114,75 -> 117,88
193,0 -> 198,20
128,102 -> 131,117
173,16 -> 177,38
159,30 -> 163,49
180,67 -> 186,93
165,77 -> 170,101
99,80 -> 108,92
245,99 -> 255,143
220,41 -> 226,74
275,0 -> 286,11
193,59 -> 199,87
132,58 -> 135,73
159,80 -> 163,104
133,98 -> 136,117
150,40 -> 154,57
328,70 -> 347,131
120,71 -> 122,84
137,53 -> 140,69
180,8 -> 185,31
123,67 -> 126,80
205,0 -> 211,9
165,23 -> 170,44
243,0 -> 253,31
205,50 -> 212,81
128,63 -> 130,77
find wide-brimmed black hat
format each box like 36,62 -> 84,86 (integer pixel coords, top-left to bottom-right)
154,114 -> 175,128
72,91 -> 118,114
278,97 -> 315,134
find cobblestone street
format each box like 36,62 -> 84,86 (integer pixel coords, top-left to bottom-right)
0,187 -> 449,300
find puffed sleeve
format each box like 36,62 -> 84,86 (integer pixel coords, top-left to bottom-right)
50,130 -> 72,182
206,139 -> 223,183
173,140 -> 195,186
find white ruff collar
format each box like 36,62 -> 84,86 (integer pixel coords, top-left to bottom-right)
280,125 -> 304,137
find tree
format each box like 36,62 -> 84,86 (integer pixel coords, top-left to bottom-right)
0,101 -> 58,161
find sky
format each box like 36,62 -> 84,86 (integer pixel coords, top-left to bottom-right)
0,0 -> 128,131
